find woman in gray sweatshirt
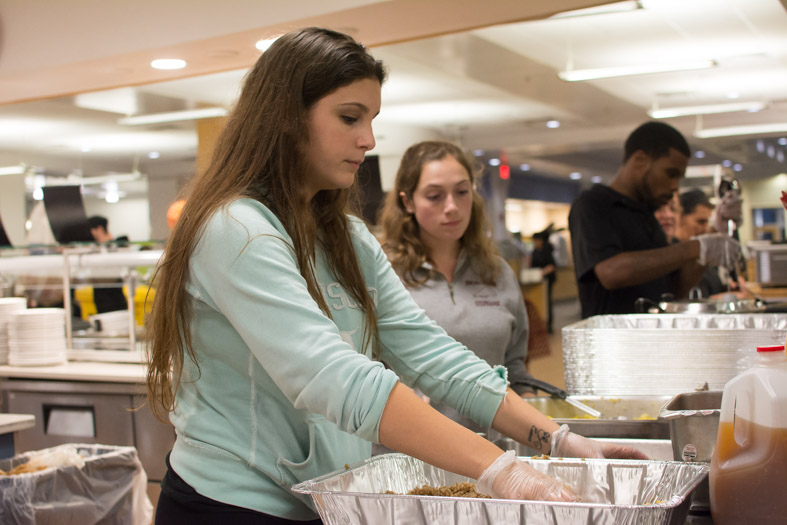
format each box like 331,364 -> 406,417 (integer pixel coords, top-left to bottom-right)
379,141 -> 541,433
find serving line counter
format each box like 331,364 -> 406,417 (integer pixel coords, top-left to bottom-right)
0,361 -> 174,506
0,413 -> 35,458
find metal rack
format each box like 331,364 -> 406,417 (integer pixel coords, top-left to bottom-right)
0,247 -> 163,359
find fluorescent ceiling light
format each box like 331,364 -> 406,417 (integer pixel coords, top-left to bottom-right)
558,59 -> 716,82
118,107 -> 227,126
695,122 -> 787,139
648,101 -> 767,119
0,164 -> 27,176
550,0 -> 641,19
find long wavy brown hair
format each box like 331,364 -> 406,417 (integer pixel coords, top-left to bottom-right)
378,140 -> 500,287
147,27 -> 387,422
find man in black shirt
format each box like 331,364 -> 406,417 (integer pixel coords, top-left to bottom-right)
568,122 -> 741,318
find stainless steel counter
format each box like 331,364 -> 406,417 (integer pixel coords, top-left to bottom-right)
0,361 -> 145,383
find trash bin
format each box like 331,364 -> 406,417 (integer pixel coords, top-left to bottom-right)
0,443 -> 153,525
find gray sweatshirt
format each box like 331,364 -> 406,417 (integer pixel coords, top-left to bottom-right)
404,251 -> 536,432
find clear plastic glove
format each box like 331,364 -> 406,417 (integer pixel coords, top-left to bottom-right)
713,190 -> 743,233
694,233 -> 741,268
551,424 -> 649,460
477,450 -> 578,502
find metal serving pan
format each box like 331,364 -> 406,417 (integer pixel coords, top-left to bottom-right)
292,453 -> 708,525
522,395 -> 671,439
658,391 -> 723,512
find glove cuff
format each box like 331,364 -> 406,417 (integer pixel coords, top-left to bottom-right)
550,424 -> 571,457
691,235 -> 709,266
476,450 -> 515,496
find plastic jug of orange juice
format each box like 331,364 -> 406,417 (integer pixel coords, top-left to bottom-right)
709,344 -> 787,525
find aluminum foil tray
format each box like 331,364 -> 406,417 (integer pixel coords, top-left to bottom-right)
493,436 -> 674,461
522,395 -> 671,439
292,453 -> 709,525
562,313 -> 787,396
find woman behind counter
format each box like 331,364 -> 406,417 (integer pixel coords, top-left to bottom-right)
147,27 -> 645,525
378,140 -> 540,433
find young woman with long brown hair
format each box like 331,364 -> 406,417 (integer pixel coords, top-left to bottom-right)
147,27 -> 644,524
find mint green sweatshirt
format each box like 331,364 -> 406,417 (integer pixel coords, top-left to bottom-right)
169,199 -> 508,520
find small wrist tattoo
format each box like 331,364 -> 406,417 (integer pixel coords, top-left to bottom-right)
528,425 -> 551,451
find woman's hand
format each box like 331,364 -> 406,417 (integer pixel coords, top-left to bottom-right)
477,451 -> 578,502
551,424 -> 649,460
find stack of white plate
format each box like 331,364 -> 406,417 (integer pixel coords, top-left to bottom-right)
0,297 -> 28,364
8,308 -> 67,367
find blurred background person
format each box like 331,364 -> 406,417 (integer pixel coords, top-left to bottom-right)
88,215 -> 129,245
379,140 -> 541,434
676,189 -> 735,298
529,227 -> 557,334
166,199 -> 187,231
568,121 -> 740,318
86,215 -> 129,312
654,191 -> 680,243
676,189 -> 713,243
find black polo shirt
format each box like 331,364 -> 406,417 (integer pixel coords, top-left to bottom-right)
569,184 -> 677,318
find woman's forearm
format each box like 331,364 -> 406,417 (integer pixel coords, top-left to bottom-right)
378,382 -> 504,479
490,388 -> 561,453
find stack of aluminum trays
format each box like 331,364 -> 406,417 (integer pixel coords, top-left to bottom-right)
292,453 -> 708,525
562,313 -> 787,396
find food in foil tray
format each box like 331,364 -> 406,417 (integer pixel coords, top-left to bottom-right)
386,482 -> 491,498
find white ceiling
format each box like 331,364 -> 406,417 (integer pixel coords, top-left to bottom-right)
1,0 -> 786,198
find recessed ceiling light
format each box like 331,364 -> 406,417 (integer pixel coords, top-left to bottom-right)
778,138 -> 787,146
570,172 -> 582,180
489,158 -> 501,166
151,58 -> 187,70
695,150 -> 706,159
546,120 -> 560,129
591,176 -> 602,183
519,164 -> 531,171
722,160 -> 732,167
255,38 -> 278,52
473,149 -> 484,156
733,164 -> 743,172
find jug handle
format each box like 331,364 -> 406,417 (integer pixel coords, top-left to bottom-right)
731,390 -> 755,452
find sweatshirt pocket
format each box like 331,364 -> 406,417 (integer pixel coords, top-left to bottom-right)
276,415 -> 368,496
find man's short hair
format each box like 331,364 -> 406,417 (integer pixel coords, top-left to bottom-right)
679,188 -> 714,215
623,121 -> 691,162
87,215 -> 108,230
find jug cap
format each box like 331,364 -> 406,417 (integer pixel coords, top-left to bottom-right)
756,345 -> 785,353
